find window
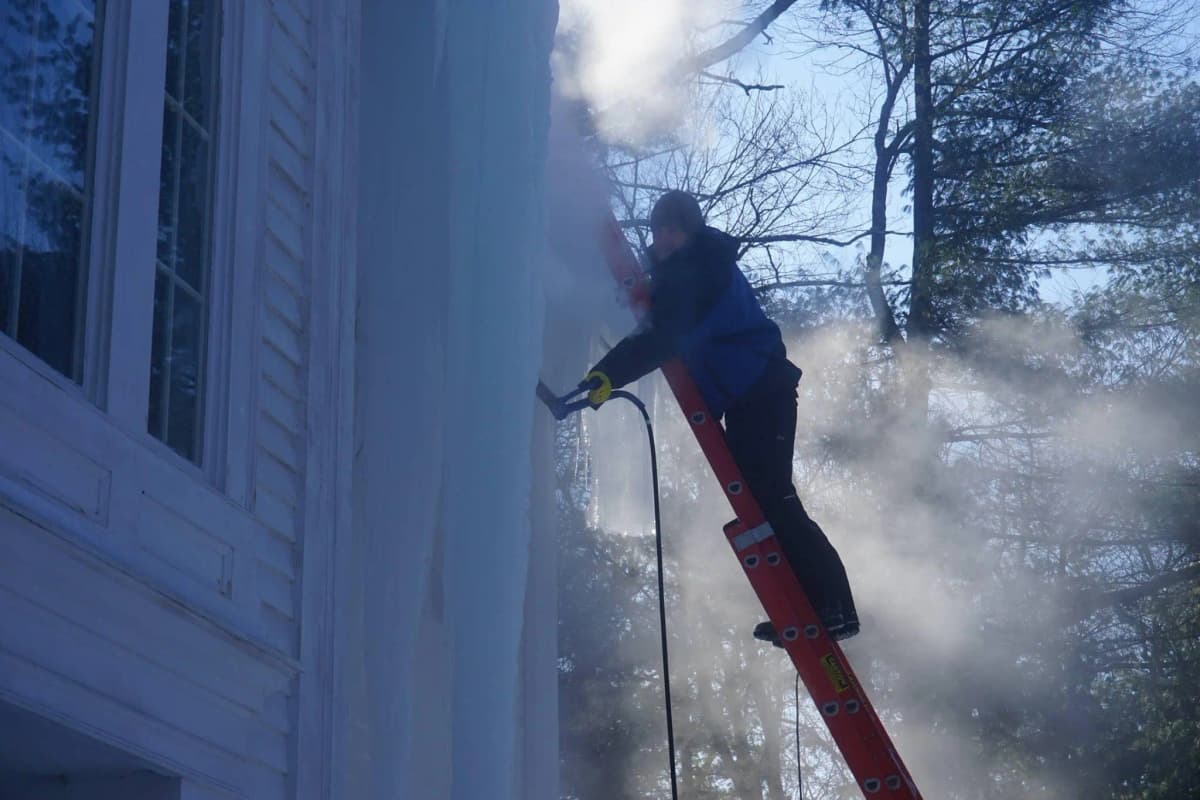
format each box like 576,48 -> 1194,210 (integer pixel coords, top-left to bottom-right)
0,0 -> 100,381
0,0 -> 243,480
149,0 -> 219,462
0,0 -> 299,638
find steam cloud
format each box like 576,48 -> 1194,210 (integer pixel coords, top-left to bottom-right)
553,0 -> 734,145
558,307 -> 1189,797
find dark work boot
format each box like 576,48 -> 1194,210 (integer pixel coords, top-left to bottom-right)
821,604 -> 860,642
753,621 -> 784,648
829,617 -> 860,641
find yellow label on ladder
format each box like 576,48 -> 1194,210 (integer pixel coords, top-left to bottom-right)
821,653 -> 851,693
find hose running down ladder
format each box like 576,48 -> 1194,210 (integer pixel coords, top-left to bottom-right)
537,382 -> 678,799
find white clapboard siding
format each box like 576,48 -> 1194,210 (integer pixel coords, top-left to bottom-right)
0,504 -> 293,796
251,0 -> 317,657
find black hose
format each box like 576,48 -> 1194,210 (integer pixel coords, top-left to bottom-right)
544,381 -> 805,800
795,671 -> 804,799
611,389 -> 679,800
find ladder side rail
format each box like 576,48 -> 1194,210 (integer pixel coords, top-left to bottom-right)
664,364 -> 922,799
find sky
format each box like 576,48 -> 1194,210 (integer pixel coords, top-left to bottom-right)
555,0 -> 1198,306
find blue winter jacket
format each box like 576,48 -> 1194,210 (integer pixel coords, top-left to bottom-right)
592,227 -> 801,418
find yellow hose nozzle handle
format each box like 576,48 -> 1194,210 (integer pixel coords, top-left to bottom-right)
584,370 -> 613,406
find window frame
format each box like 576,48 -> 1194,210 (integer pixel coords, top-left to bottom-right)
101,1 -> 169,432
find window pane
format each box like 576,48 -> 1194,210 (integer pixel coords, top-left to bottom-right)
148,270 -> 169,440
165,0 -> 184,102
0,135 -> 24,335
30,0 -> 94,188
0,255 -> 11,333
0,4 -> 36,142
18,167 -> 83,374
150,0 -> 218,463
0,0 -> 97,381
183,0 -> 216,123
167,286 -> 203,459
176,117 -> 208,290
157,100 -> 178,265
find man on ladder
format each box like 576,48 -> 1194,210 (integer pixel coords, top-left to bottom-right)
580,189 -> 860,642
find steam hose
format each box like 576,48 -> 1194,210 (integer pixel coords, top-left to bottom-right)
614,392 -> 806,800
540,381 -> 808,799
538,381 -> 678,799
796,671 -> 804,798
611,389 -> 680,800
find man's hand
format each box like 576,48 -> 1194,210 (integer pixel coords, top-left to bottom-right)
580,370 -> 613,407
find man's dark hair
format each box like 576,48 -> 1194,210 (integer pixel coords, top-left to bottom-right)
650,190 -> 705,236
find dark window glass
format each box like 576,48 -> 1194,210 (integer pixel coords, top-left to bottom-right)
148,273 -> 168,439
0,0 -> 98,380
150,0 -> 218,463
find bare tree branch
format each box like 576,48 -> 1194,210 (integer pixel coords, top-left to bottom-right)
1074,562 -> 1200,620
700,71 -> 786,96
754,277 -> 911,293
681,1 -> 800,72
741,230 -> 908,247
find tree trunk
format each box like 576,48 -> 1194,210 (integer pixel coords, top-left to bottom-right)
906,0 -> 936,423
863,21 -> 910,345
866,135 -> 902,344
910,0 -> 935,340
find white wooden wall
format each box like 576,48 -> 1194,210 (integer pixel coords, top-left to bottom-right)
254,0 -> 317,659
1,0 -> 560,795
0,0 -> 352,798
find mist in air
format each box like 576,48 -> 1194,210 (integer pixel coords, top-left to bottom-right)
547,1 -> 1200,799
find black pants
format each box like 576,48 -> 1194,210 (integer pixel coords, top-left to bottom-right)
723,388 -> 856,618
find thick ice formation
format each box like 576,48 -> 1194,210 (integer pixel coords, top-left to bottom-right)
349,2 -> 557,799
